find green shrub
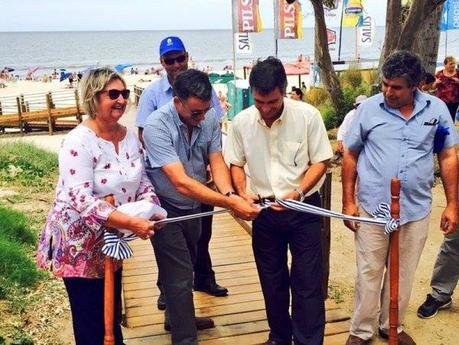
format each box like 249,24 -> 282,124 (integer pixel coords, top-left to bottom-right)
340,66 -> 362,88
0,239 -> 43,296
319,102 -> 338,130
0,142 -> 58,192
0,207 -> 35,245
304,87 -> 329,107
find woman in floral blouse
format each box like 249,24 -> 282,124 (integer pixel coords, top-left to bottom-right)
435,56 -> 459,121
37,67 -> 162,345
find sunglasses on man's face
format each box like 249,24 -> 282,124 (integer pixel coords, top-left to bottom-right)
101,89 -> 130,100
163,54 -> 187,66
179,98 -> 211,117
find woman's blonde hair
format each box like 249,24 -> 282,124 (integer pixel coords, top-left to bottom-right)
444,56 -> 456,65
79,67 -> 126,119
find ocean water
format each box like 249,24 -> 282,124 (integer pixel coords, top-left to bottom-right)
0,28 -> 458,76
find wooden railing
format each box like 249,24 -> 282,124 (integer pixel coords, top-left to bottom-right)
0,89 -> 84,135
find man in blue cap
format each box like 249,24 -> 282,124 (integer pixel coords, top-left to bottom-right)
136,36 -> 227,311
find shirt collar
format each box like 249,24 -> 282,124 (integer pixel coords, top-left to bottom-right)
378,90 -> 431,119
160,76 -> 173,94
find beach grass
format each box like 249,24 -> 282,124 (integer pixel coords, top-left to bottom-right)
0,141 -> 58,193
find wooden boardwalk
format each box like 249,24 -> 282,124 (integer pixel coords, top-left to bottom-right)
122,212 -> 350,344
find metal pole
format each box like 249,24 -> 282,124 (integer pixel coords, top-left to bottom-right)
274,0 -> 279,58
231,0 -> 238,120
338,0 -> 344,62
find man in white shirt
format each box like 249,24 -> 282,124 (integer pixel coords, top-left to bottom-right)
224,57 -> 333,345
336,95 -> 367,154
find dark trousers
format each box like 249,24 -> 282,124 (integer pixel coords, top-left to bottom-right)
63,269 -> 123,345
446,102 -> 459,121
194,203 -> 216,284
151,199 -> 201,345
252,192 -> 325,345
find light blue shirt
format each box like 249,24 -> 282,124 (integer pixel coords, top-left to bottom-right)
143,101 -> 222,209
345,91 -> 457,224
136,76 -> 224,128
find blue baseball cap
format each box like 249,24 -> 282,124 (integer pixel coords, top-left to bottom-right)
159,36 -> 186,57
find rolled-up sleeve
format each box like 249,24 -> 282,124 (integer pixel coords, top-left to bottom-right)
224,118 -> 246,167
307,109 -> 334,164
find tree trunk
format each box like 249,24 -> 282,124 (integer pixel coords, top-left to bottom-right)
412,4 -> 443,74
380,0 -> 402,64
397,0 -> 445,51
310,0 -> 344,120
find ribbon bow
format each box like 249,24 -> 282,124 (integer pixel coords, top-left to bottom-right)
102,231 -> 138,260
370,203 -> 400,234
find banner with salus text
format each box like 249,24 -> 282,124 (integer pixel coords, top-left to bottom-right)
277,0 -> 303,39
232,0 -> 263,33
440,0 -> 459,31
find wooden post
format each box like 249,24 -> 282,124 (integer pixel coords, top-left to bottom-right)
46,93 -> 54,135
74,89 -> 82,123
320,171 -> 332,299
20,94 -> 27,113
104,195 -> 116,345
16,96 -> 24,134
389,178 -> 401,345
0,101 -> 4,133
48,92 -> 56,109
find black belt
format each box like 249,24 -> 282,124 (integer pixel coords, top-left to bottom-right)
256,192 -> 319,205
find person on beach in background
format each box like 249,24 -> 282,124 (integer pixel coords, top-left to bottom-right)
143,69 -> 260,344
36,67 -> 163,345
336,95 -> 367,155
342,50 -> 458,345
136,36 -> 227,311
434,56 -> 459,121
289,87 -> 303,101
301,81 -> 307,97
225,57 -> 333,345
218,90 -> 231,115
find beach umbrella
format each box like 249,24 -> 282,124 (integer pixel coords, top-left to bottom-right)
114,64 -> 133,73
60,72 -> 72,82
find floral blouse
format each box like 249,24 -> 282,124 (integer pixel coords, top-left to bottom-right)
37,125 -> 160,278
436,70 -> 459,103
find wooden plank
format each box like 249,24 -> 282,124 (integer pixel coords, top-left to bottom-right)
125,320 -> 350,344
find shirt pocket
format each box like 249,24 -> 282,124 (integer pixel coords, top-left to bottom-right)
282,141 -> 302,167
412,121 -> 438,151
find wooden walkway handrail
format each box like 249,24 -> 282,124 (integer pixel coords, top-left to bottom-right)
0,89 -> 85,135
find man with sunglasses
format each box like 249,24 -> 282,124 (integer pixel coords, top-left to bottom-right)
143,69 -> 260,345
136,36 -> 227,310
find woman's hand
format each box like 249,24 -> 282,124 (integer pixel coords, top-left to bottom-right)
130,217 -> 156,239
151,213 -> 167,230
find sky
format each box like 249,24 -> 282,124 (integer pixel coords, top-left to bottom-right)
0,0 -> 387,32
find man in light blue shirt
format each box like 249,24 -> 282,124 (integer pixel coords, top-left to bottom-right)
137,36 -> 226,310
143,69 -> 259,345
136,36 -> 223,142
342,50 -> 458,345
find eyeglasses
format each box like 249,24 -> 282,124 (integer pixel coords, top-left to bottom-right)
101,89 -> 130,100
163,54 -> 187,66
178,98 -> 212,117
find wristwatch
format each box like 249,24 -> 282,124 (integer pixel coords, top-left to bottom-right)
225,191 -> 237,197
294,188 -> 306,202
